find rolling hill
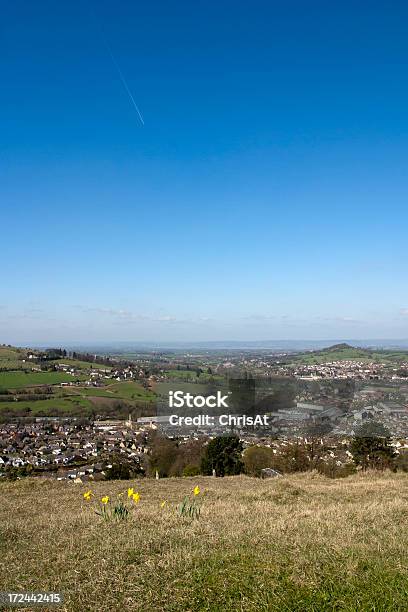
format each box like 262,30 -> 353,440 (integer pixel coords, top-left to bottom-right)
291,343 -> 408,364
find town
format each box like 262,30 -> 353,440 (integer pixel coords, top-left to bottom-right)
2,342 -> 408,480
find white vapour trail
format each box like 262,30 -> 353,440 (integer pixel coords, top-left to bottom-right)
104,41 -> 145,126
89,5 -> 144,126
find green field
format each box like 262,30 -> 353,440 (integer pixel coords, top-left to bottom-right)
294,349 -> 371,364
166,369 -> 223,382
64,381 -> 155,402
166,369 -> 202,379
107,381 -> 156,401
379,350 -> 408,362
0,396 -> 93,416
0,371 -> 85,389
64,387 -> 118,398
2,472 -> 408,611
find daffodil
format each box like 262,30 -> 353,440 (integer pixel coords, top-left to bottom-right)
101,496 -> 110,504
83,490 -> 93,501
160,500 -> 167,508
132,492 -> 140,503
193,486 -> 200,496
127,487 -> 134,498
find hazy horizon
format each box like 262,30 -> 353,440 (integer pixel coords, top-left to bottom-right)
9,338 -> 408,352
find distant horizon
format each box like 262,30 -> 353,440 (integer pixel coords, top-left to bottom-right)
9,338 -> 408,352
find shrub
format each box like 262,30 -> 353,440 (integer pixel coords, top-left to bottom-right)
317,459 -> 356,479
395,453 -> 408,472
183,465 -> 201,477
243,445 -> 276,477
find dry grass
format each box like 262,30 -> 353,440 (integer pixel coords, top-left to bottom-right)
1,472 -> 408,611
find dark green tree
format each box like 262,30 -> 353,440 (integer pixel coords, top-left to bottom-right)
105,457 -> 144,480
201,435 -> 244,476
351,421 -> 396,470
105,462 -> 131,480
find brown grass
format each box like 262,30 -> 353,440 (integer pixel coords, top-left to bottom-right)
1,472 -> 408,611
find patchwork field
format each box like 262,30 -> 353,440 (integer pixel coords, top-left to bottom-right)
0,374 -> 156,419
1,472 -> 408,611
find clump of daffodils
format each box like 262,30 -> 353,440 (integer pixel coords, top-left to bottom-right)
83,488 -> 141,521
82,484 -> 203,521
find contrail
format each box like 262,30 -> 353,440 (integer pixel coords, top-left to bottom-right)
104,41 -> 145,126
88,5 -> 144,126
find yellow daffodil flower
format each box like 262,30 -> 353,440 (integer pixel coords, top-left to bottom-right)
127,487 -> 134,498
193,486 -> 200,496
132,492 -> 140,503
101,496 -> 109,504
83,490 -> 93,501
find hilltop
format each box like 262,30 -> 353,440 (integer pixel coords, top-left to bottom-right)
1,473 -> 408,611
290,342 -> 408,365
321,342 -> 355,351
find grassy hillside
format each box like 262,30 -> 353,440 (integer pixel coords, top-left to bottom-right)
0,343 -> 156,418
0,345 -> 31,371
292,343 -> 408,365
1,473 -> 408,611
106,381 -> 155,401
0,346 -> 23,360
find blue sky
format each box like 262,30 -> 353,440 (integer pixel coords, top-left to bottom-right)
2,0 -> 408,343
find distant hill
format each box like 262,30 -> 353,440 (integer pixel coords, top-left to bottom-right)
320,343 -> 355,352
291,343 -> 408,364
292,344 -> 367,364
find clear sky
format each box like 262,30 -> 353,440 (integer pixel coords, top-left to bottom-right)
2,0 -> 408,344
